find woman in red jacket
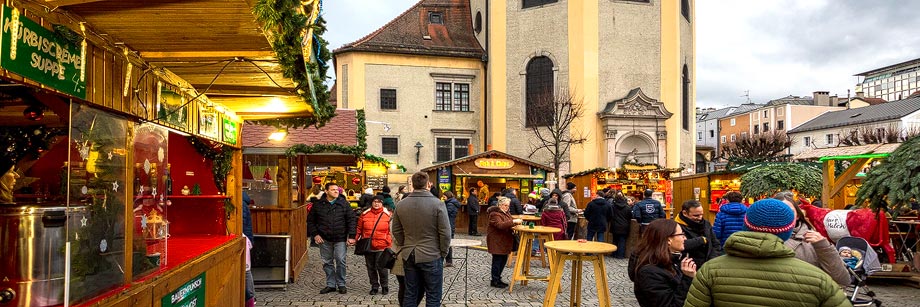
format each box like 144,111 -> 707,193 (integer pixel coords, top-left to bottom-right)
355,195 -> 393,295
540,199 -> 567,241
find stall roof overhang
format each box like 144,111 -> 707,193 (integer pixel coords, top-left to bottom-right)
793,143 -> 901,161
52,0 -> 313,119
421,150 -> 554,173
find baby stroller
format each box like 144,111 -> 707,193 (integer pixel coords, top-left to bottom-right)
836,236 -> 883,307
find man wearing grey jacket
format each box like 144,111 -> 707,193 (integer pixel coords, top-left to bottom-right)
391,172 -> 451,307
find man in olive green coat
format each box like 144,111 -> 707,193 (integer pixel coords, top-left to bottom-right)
684,199 -> 849,307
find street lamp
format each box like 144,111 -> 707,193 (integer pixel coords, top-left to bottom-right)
414,142 -> 424,164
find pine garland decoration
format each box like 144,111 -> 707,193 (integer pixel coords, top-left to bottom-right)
250,0 -> 335,129
283,110 -> 405,171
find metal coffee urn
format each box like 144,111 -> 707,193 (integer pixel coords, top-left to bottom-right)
0,205 -> 87,306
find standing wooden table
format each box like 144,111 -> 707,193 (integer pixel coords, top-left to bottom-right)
542,240 -> 617,307
508,225 -> 561,292
508,214 -> 545,267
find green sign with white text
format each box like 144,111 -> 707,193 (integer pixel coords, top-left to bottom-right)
0,5 -> 86,99
222,116 -> 238,145
161,273 -> 206,307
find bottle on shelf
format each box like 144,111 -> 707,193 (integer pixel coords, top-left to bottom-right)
134,163 -> 143,195
164,163 -> 173,196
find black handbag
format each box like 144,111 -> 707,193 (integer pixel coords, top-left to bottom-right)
354,212 -> 384,255
378,247 -> 397,269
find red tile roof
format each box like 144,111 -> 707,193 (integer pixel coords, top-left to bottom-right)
909,90 -> 920,99
241,109 -> 358,148
333,0 -> 484,59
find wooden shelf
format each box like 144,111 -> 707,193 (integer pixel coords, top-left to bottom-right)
166,195 -> 230,199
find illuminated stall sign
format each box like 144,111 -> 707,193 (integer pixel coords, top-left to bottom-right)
474,158 -> 514,170
0,5 -> 86,99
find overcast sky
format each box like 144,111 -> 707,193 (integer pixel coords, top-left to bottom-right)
322,0 -> 920,109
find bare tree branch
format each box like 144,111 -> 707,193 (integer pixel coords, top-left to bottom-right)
719,130 -> 794,166
524,88 -> 589,180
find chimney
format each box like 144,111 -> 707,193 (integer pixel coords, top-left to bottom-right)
829,94 -> 838,106
813,91 -> 830,106
855,91 -> 865,98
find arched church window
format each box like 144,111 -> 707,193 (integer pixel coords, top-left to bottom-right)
526,56 -> 554,127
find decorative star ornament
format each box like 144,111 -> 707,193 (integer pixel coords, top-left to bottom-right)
151,187 -> 157,197
112,181 -> 119,192
108,151 -> 113,160
80,216 -> 88,227
79,146 -> 89,160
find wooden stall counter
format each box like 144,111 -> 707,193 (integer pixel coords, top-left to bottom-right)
250,204 -> 310,282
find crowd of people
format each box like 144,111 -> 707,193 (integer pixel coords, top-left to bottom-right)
300,172 -> 853,306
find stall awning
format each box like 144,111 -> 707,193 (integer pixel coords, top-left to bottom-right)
421,150 -> 553,172
793,143 -> 901,161
453,173 -> 544,179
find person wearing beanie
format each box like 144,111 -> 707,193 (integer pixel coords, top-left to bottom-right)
359,187 -> 376,210
0,156 -> 19,204
536,188 -> 551,211
539,199 -> 568,241
775,191 -> 851,286
712,191 -> 747,247
684,199 -> 849,307
560,182 -> 581,239
583,190 -> 613,242
377,186 -> 395,211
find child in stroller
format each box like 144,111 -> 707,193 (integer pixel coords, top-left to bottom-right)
836,236 -> 883,307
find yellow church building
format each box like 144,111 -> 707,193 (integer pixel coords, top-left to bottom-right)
334,0 -> 696,180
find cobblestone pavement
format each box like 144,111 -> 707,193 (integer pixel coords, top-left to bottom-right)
257,234 -> 920,306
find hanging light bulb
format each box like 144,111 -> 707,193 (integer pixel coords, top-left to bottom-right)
23,105 -> 44,121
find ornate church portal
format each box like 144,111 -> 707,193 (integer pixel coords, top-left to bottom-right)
599,88 -> 673,168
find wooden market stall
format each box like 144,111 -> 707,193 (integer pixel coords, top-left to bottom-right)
564,163 -> 683,213
671,171 -> 744,222
792,143 -> 900,210
0,1 -> 334,306
421,150 -> 553,233
240,111 -> 405,284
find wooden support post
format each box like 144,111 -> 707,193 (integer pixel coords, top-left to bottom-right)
278,156 -> 291,208
822,160 -> 835,209
830,158 -> 871,207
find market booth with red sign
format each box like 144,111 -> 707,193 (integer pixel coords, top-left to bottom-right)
0,1 -> 333,306
422,150 -> 553,233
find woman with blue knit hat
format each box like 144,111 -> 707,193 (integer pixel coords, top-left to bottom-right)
684,199 -> 849,307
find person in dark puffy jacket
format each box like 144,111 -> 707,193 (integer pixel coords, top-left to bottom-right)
307,183 -> 357,294
609,191 -> 632,259
712,191 -> 746,247
583,190 -> 613,242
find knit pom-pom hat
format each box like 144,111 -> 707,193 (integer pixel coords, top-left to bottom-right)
743,198 -> 795,241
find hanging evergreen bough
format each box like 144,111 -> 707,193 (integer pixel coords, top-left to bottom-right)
186,136 -> 235,218
739,162 -> 822,200
251,0 -> 335,129
284,110 -> 405,171
855,136 -> 920,214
